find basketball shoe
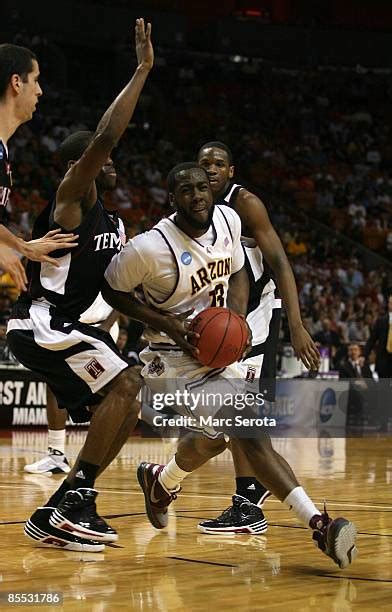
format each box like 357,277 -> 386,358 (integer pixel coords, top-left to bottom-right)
49,488 -> 118,542
24,448 -> 71,475
137,462 -> 180,529
198,495 -> 268,534
310,506 -> 358,569
24,507 -> 105,552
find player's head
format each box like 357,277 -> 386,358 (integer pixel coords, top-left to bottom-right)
0,44 -> 42,122
167,162 -> 213,232
197,141 -> 234,197
58,131 -> 117,192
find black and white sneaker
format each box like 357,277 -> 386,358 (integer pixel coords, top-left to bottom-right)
49,488 -> 118,542
198,495 -> 268,534
25,507 -> 105,552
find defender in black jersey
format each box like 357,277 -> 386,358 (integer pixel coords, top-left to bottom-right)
196,142 -> 321,534
22,154 -> 126,476
7,18 -> 154,552
0,44 -> 77,291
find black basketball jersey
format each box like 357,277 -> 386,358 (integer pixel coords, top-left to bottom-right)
24,197 -> 125,319
216,182 -> 276,315
0,140 -> 12,216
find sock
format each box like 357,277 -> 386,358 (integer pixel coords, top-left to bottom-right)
72,460 -> 99,489
158,457 -> 191,493
48,429 -> 66,455
284,486 -> 321,528
45,480 -> 72,507
235,477 -> 270,506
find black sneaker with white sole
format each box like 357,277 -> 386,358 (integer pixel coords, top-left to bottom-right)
198,495 -> 268,535
49,488 -> 118,542
25,507 -> 105,552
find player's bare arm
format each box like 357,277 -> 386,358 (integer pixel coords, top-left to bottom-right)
236,190 -> 320,370
226,266 -> 252,354
55,18 -> 154,230
226,266 -> 249,317
101,280 -> 198,354
0,228 -> 79,292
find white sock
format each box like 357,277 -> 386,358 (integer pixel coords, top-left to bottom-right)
158,457 -> 191,492
48,429 -> 66,455
284,486 -> 320,528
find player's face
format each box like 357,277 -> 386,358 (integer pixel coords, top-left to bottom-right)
198,147 -> 234,197
389,296 -> 392,312
97,156 -> 117,192
171,168 -> 214,232
16,60 -> 42,122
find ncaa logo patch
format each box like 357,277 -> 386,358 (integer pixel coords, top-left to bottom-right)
84,358 -> 105,380
181,251 -> 192,265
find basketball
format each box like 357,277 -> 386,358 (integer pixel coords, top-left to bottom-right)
189,307 -> 249,368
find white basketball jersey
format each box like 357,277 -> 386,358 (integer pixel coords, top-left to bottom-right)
144,205 -> 243,344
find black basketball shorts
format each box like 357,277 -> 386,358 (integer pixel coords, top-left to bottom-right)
7,301 -> 129,421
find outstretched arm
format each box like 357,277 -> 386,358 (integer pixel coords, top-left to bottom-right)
236,190 -> 320,371
55,18 -> 154,230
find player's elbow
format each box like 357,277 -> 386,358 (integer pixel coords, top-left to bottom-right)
94,130 -> 118,150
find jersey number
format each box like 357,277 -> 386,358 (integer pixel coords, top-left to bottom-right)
209,283 -> 225,307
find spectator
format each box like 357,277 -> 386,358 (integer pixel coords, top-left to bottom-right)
314,317 -> 342,368
364,294 -> 392,379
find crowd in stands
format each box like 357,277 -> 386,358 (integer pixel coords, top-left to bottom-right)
1,31 -> 391,370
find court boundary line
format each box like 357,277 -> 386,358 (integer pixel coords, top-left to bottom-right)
168,556 -> 238,568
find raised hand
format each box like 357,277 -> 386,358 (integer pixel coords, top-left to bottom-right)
135,18 -> 153,71
24,229 -> 79,266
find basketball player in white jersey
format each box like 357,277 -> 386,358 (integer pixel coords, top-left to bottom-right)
0,43 -> 78,290
103,162 -> 357,569
196,141 -> 321,534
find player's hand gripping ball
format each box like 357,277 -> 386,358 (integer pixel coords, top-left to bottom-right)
189,307 -> 249,368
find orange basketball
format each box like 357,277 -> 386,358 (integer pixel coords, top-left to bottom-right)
189,307 -> 249,368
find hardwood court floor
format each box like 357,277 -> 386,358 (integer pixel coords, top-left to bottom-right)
0,431 -> 391,610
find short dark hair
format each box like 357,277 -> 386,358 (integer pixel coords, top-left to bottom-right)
197,141 -> 233,165
167,162 -> 208,193
58,131 -> 94,168
0,44 -> 37,98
